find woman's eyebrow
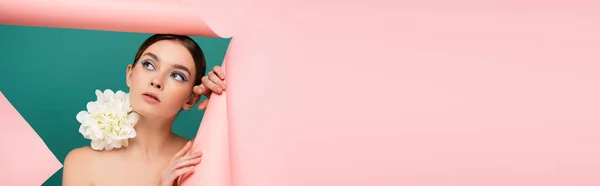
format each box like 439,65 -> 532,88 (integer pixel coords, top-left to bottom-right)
143,52 -> 160,62
172,64 -> 191,75
143,52 -> 191,75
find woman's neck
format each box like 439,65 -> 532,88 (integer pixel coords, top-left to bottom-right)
128,115 -> 175,160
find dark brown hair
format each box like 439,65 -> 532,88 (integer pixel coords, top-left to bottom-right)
132,34 -> 207,85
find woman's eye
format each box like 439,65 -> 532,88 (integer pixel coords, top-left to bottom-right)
142,60 -> 155,70
171,72 -> 188,82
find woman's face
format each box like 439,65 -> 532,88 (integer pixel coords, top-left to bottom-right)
126,40 -> 199,119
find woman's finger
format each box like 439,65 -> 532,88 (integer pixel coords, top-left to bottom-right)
172,141 -> 192,161
166,153 -> 201,175
174,157 -> 202,169
212,66 -> 225,80
178,152 -> 203,161
175,152 -> 203,163
193,85 -> 206,96
197,100 -> 209,110
202,74 -> 223,94
172,166 -> 196,180
208,72 -> 226,90
165,166 -> 195,184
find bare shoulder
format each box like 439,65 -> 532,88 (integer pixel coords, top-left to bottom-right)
64,146 -> 98,165
63,146 -> 99,186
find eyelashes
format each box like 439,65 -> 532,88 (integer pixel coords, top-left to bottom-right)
141,59 -> 156,70
140,59 -> 189,82
171,72 -> 188,82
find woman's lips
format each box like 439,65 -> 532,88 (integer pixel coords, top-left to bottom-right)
142,92 -> 160,104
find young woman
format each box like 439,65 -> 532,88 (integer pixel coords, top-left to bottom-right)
63,34 -> 228,186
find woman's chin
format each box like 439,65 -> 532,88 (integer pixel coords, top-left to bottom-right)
132,101 -> 157,116
134,109 -> 159,119
132,108 -> 178,122
131,100 -> 180,120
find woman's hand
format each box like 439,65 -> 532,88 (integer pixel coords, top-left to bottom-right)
193,66 -> 226,110
159,141 -> 202,186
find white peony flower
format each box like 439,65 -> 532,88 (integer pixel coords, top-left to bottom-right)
76,89 -> 139,151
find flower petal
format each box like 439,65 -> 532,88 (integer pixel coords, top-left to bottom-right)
128,129 -> 137,138
86,102 -> 101,114
76,111 -> 89,123
91,140 -> 104,150
95,90 -> 104,102
127,113 -> 139,125
114,90 -> 126,100
103,89 -> 115,98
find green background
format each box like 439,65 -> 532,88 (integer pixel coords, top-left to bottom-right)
0,25 -> 231,185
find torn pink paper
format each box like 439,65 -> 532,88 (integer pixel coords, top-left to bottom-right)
183,1 -> 600,185
0,0 -> 221,37
0,91 -> 63,185
179,61 -> 231,186
2,0 -> 600,186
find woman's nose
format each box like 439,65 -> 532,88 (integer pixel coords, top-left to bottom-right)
150,78 -> 163,90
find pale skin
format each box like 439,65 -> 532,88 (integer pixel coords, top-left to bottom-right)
62,40 -> 228,186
